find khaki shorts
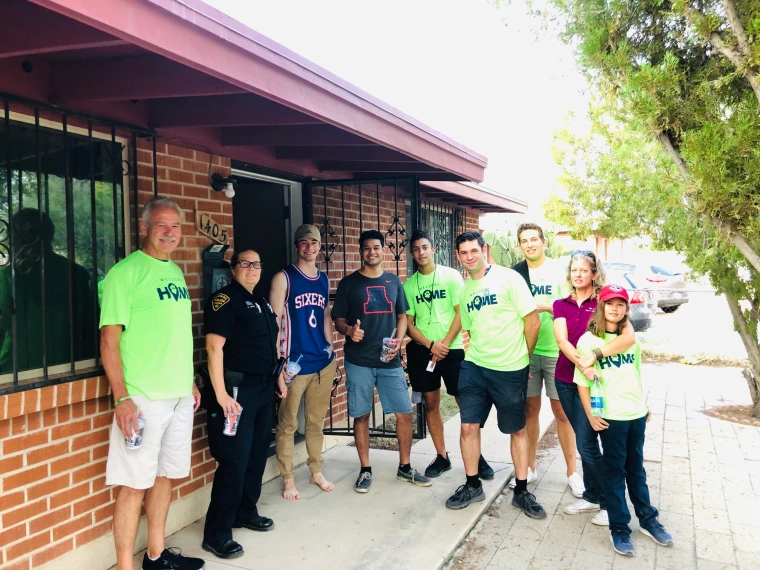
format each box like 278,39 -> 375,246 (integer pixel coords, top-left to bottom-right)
527,354 -> 559,400
106,394 -> 194,490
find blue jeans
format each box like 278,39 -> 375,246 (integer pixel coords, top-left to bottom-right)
555,380 -> 606,509
599,415 -> 658,535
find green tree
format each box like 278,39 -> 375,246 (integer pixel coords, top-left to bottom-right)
483,227 -> 565,267
543,0 -> 760,416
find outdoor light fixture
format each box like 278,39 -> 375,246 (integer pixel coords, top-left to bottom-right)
210,172 -> 236,198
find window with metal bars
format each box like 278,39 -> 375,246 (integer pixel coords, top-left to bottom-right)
0,101 -> 133,390
408,201 -> 466,275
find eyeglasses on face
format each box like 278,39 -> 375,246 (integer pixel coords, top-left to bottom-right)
237,260 -> 263,269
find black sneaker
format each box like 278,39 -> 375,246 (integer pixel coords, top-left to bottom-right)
142,548 -> 205,569
355,471 -> 372,493
478,455 -> 494,480
446,483 -> 485,509
424,453 -> 452,478
511,491 -> 547,519
397,467 -> 433,487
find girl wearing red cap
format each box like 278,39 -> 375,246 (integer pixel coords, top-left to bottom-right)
574,284 -> 672,557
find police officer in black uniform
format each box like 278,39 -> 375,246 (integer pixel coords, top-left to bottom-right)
201,249 -> 287,560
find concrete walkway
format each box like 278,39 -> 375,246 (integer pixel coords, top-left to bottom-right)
118,394 -> 556,569
444,363 -> 760,570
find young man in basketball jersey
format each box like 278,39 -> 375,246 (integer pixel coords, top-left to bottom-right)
271,225 -> 338,500
404,229 -> 493,480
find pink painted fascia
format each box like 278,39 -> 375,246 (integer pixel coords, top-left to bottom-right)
27,0 -> 487,182
421,180 -> 528,213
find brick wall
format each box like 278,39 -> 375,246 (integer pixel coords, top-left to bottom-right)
0,141 -> 232,570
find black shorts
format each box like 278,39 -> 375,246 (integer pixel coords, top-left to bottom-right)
458,361 -> 529,434
406,341 -> 465,396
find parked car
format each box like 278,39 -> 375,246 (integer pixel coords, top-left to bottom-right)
604,262 -> 689,313
604,269 -> 657,332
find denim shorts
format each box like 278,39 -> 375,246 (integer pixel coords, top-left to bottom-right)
344,361 -> 412,418
459,361 -> 529,434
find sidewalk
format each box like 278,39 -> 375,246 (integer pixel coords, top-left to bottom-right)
445,363 -> 760,570
116,393 -> 557,569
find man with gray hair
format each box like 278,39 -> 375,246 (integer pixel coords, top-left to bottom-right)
100,196 -> 204,570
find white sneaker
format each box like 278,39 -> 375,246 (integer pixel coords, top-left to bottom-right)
567,472 -> 585,498
563,499 -> 601,515
592,509 -> 609,526
508,468 -> 538,488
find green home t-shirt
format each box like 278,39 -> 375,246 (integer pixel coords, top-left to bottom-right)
99,250 -> 194,400
403,265 -> 464,349
528,258 -> 568,357
574,332 -> 647,421
460,264 -> 537,371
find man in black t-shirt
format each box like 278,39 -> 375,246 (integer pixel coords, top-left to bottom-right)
333,230 -> 432,494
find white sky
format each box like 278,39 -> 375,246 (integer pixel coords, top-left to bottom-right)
205,0 -> 588,219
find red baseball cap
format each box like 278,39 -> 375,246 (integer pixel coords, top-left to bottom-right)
599,284 -> 630,303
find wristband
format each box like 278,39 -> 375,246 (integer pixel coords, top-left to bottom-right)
592,348 -> 603,361
429,340 -> 435,351
114,396 -> 132,406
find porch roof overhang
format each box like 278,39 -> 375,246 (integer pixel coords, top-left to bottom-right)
420,180 -> 528,214
1,0 -> 487,182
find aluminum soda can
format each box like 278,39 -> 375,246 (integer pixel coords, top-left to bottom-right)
125,416 -> 146,450
380,337 -> 398,363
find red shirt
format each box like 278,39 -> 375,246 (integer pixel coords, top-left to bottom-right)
552,295 -> 598,383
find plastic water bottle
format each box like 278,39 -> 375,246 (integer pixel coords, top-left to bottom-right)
590,376 -> 604,417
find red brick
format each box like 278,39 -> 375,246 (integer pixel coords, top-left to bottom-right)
178,477 -> 205,498
27,473 -> 70,501
75,520 -> 111,547
56,383 -> 71,406
0,490 -> 25,513
5,530 -> 49,561
192,460 -> 215,480
166,145 -> 195,159
27,440 -> 70,465
53,513 -> 92,541
71,460 -> 106,484
71,401 -> 86,419
57,404 -> 71,423
0,454 -> 23,473
42,408 -> 57,427
39,385 -> 56,411
50,450 -> 91,475
93,501 -> 114,523
26,411 -> 41,432
29,506 -> 71,535
3,463 -> 48,490
0,418 -> 10,438
92,443 -> 110,461
94,411 -> 113,428
0,522 -> 27,547
73,489 -> 111,516
69,379 -> 85,404
31,537 -> 74,567
197,199 -> 222,213
50,481 -> 90,509
2,558 -> 30,570
51,418 -> 92,440
3,499 -> 46,528
11,416 -> 26,436
21,390 -> 39,415
71,428 -> 110,451
84,377 -> 98,401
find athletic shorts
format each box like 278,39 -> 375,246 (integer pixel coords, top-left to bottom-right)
344,361 -> 412,418
406,341 -> 465,396
106,394 -> 194,490
459,361 -> 529,435
527,354 -> 559,399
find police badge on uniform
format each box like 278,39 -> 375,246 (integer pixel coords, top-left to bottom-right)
211,293 -> 230,311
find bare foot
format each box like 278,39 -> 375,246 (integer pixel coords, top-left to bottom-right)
310,473 -> 335,492
282,478 -> 300,500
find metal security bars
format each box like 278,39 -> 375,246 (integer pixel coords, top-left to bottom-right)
0,93 -> 155,393
304,177 -> 425,439
413,199 -> 466,275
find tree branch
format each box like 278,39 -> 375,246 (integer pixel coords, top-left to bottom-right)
725,291 -> 760,417
709,31 -> 760,103
721,0 -> 751,57
658,131 -> 760,274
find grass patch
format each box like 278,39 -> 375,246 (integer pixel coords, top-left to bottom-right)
642,348 -> 749,368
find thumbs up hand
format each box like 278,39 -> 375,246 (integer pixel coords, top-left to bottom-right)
347,319 -> 365,342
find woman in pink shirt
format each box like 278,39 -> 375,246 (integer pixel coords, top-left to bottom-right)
553,251 -> 635,526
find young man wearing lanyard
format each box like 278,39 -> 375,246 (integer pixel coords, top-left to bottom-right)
404,229 -> 494,479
